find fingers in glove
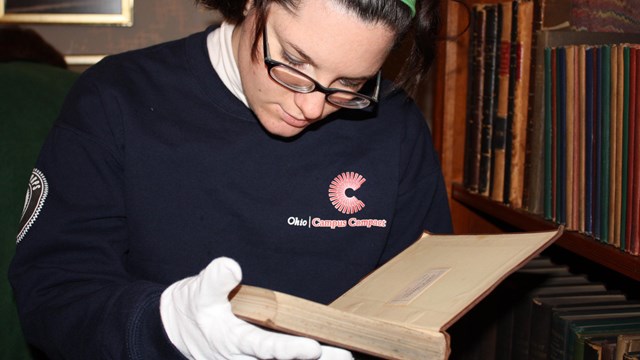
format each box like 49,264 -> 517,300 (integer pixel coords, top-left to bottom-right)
198,257 -> 243,303
234,321 -> 323,359
319,346 -> 354,360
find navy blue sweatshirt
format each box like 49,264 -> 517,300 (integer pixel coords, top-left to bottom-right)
9,28 -> 452,359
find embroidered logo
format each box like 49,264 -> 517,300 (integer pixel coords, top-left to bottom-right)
17,168 -> 49,244
328,172 -> 366,214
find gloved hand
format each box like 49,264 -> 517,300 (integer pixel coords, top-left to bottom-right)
160,257 -> 353,360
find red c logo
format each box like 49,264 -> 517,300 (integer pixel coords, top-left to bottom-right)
328,172 -> 366,214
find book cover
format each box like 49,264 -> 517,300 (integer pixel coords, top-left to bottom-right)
230,230 -> 563,359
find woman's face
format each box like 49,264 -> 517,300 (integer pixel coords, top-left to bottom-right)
233,0 -> 395,138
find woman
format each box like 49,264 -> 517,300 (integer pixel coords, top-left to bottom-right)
9,0 -> 452,359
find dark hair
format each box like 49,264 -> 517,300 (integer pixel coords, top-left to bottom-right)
196,0 -> 440,95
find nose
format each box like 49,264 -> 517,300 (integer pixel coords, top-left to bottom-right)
293,91 -> 325,121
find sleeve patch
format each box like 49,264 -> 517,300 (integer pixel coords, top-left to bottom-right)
17,168 -> 49,244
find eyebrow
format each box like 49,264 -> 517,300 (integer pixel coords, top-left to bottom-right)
282,40 -> 378,82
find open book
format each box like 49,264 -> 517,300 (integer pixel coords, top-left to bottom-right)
229,228 -> 563,359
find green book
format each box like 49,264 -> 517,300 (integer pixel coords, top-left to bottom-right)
549,311 -> 640,360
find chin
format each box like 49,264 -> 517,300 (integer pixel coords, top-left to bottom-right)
264,123 -> 307,138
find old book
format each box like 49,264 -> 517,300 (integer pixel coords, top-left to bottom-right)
490,1 -> 513,203
565,44 -> 577,230
632,47 -> 640,255
584,336 -> 618,360
507,0 -> 534,208
229,229 -> 563,360
625,46 -> 637,253
528,294 -> 631,360
463,5 -> 487,193
550,311 -> 640,360
620,45 -> 631,251
529,292 -> 640,360
617,334 -> 640,360
479,3 -> 500,197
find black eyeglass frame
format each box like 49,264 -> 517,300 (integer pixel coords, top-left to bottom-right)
262,27 -> 381,109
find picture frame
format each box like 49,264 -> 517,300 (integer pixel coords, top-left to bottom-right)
0,0 -> 133,26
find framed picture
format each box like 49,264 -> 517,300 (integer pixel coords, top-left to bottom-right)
0,0 -> 133,26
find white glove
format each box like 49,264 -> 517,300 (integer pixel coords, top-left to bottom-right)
160,257 -> 353,360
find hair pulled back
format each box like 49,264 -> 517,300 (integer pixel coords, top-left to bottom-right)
196,0 -> 441,95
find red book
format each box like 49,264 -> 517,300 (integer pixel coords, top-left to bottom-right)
633,47 -> 640,255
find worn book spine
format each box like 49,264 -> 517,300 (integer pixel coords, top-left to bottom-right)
504,0 -> 520,205
578,45 -> 587,233
609,44 -> 621,247
600,45 -> 612,243
464,5 -> 487,194
557,46 -> 567,225
544,46 -> 554,219
565,45 -> 576,230
585,46 -> 596,235
594,45 -> 603,240
632,46 -> 640,255
479,4 -> 500,197
620,45 -> 630,251
508,0 -> 534,208
625,46 -> 636,253
491,2 -> 512,203
464,6 -> 482,193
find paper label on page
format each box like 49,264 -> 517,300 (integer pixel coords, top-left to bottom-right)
387,268 -> 451,305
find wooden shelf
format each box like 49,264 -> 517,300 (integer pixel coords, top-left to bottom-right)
451,182 -> 640,282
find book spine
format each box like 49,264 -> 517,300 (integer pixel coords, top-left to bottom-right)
625,45 -> 636,253
491,2 -> 512,203
464,6 -> 483,193
508,0 -> 534,208
544,46 -> 554,219
585,47 -> 595,235
465,5 -> 486,193
600,45 -> 611,243
621,45 -> 631,251
479,4 -> 500,197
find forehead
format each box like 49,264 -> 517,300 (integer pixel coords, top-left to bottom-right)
268,1 -> 395,75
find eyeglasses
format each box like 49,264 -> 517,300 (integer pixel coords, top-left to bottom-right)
262,27 -> 381,109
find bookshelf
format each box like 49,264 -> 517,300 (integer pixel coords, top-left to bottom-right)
452,182 -> 640,281
431,0 -> 640,283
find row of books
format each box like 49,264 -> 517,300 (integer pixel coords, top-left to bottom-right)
541,42 -> 640,255
448,256 -> 640,360
461,0 -> 640,256
462,0 -> 534,209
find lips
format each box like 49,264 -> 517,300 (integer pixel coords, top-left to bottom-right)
280,107 -> 309,128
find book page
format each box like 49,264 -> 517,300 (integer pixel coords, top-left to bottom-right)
330,229 -> 562,331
